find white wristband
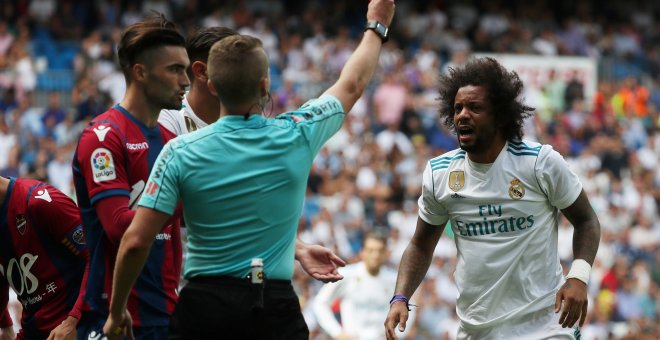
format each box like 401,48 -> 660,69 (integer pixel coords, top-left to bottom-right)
566,259 -> 591,285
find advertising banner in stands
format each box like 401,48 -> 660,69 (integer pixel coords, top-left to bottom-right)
473,54 -> 597,109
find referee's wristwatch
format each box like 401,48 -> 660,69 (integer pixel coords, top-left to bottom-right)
365,20 -> 389,43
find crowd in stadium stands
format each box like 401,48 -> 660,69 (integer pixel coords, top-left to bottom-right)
0,0 -> 659,339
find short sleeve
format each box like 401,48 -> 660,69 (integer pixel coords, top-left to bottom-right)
277,95 -> 345,155
138,141 -> 181,215
536,145 -> 582,210
75,123 -> 130,204
418,162 -> 449,226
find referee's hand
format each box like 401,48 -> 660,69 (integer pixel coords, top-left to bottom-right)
555,278 -> 588,328
103,309 -> 134,340
297,243 -> 346,283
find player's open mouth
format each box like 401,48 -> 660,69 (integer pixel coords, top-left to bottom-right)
458,126 -> 475,142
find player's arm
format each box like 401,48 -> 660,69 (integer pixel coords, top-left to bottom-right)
95,196 -> 136,245
323,0 -> 395,113
29,186 -> 89,339
385,217 -> 444,339
312,276 -> 346,338
295,240 -> 346,283
75,126 -> 135,245
555,190 -> 600,328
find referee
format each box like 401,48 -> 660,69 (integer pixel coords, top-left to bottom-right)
103,0 -> 396,339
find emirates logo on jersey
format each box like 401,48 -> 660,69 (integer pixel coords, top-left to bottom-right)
15,214 -> 26,235
509,178 -> 525,200
448,171 -> 465,192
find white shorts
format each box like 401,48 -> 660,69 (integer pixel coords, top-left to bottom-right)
457,306 -> 581,340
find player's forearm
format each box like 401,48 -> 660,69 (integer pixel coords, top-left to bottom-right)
572,219 -> 600,265
562,191 -> 601,265
394,241 -> 435,297
394,217 -> 443,297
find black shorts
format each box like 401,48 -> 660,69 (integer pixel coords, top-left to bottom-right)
168,276 -> 308,340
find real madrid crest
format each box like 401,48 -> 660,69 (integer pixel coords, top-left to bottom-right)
508,178 -> 525,200
448,171 -> 465,192
15,214 -> 27,235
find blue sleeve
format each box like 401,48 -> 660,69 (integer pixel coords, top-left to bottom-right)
138,141 -> 181,215
277,95 -> 344,155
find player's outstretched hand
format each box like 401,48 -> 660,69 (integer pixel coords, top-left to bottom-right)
103,309 -> 134,340
297,243 -> 346,283
47,316 -> 77,340
555,278 -> 588,328
384,301 -> 408,340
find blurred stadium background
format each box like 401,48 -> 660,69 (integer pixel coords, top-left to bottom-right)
0,0 -> 658,339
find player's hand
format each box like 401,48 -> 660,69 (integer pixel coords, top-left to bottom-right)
0,326 -> 15,340
47,316 -> 77,340
384,301 -> 409,340
296,243 -> 346,283
555,278 -> 588,328
103,309 -> 134,340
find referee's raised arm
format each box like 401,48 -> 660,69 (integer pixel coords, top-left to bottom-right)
323,0 -> 395,114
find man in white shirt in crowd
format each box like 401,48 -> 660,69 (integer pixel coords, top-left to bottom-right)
314,230 -> 414,339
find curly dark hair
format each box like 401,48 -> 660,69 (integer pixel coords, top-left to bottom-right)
437,57 -> 534,141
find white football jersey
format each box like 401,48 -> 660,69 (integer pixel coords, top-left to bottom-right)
159,95 -> 208,135
418,140 -> 582,331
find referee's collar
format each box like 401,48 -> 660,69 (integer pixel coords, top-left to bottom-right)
216,114 -> 266,128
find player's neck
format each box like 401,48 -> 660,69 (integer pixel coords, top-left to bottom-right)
120,90 -> 160,128
467,136 -> 506,164
187,86 -> 220,125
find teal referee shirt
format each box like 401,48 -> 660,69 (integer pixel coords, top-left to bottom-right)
138,95 -> 344,280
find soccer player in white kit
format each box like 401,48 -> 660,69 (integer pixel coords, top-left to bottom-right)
313,231 -> 414,340
385,57 -> 600,340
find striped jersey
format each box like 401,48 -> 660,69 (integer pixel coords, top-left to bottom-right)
72,104 -> 182,327
418,140 -> 582,331
0,178 -> 87,339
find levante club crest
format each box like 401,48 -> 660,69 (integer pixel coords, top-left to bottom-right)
508,178 -> 525,200
449,171 -> 465,192
15,214 -> 27,235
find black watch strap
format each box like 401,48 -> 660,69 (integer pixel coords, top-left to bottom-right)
365,20 -> 389,43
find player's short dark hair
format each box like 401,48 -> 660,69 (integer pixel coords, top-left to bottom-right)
185,27 -> 239,81
187,27 -> 239,64
438,57 -> 534,141
117,12 -> 185,82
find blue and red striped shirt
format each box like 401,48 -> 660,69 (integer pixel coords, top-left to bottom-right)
72,104 -> 181,327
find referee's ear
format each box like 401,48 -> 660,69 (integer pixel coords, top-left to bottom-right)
207,79 -> 218,97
